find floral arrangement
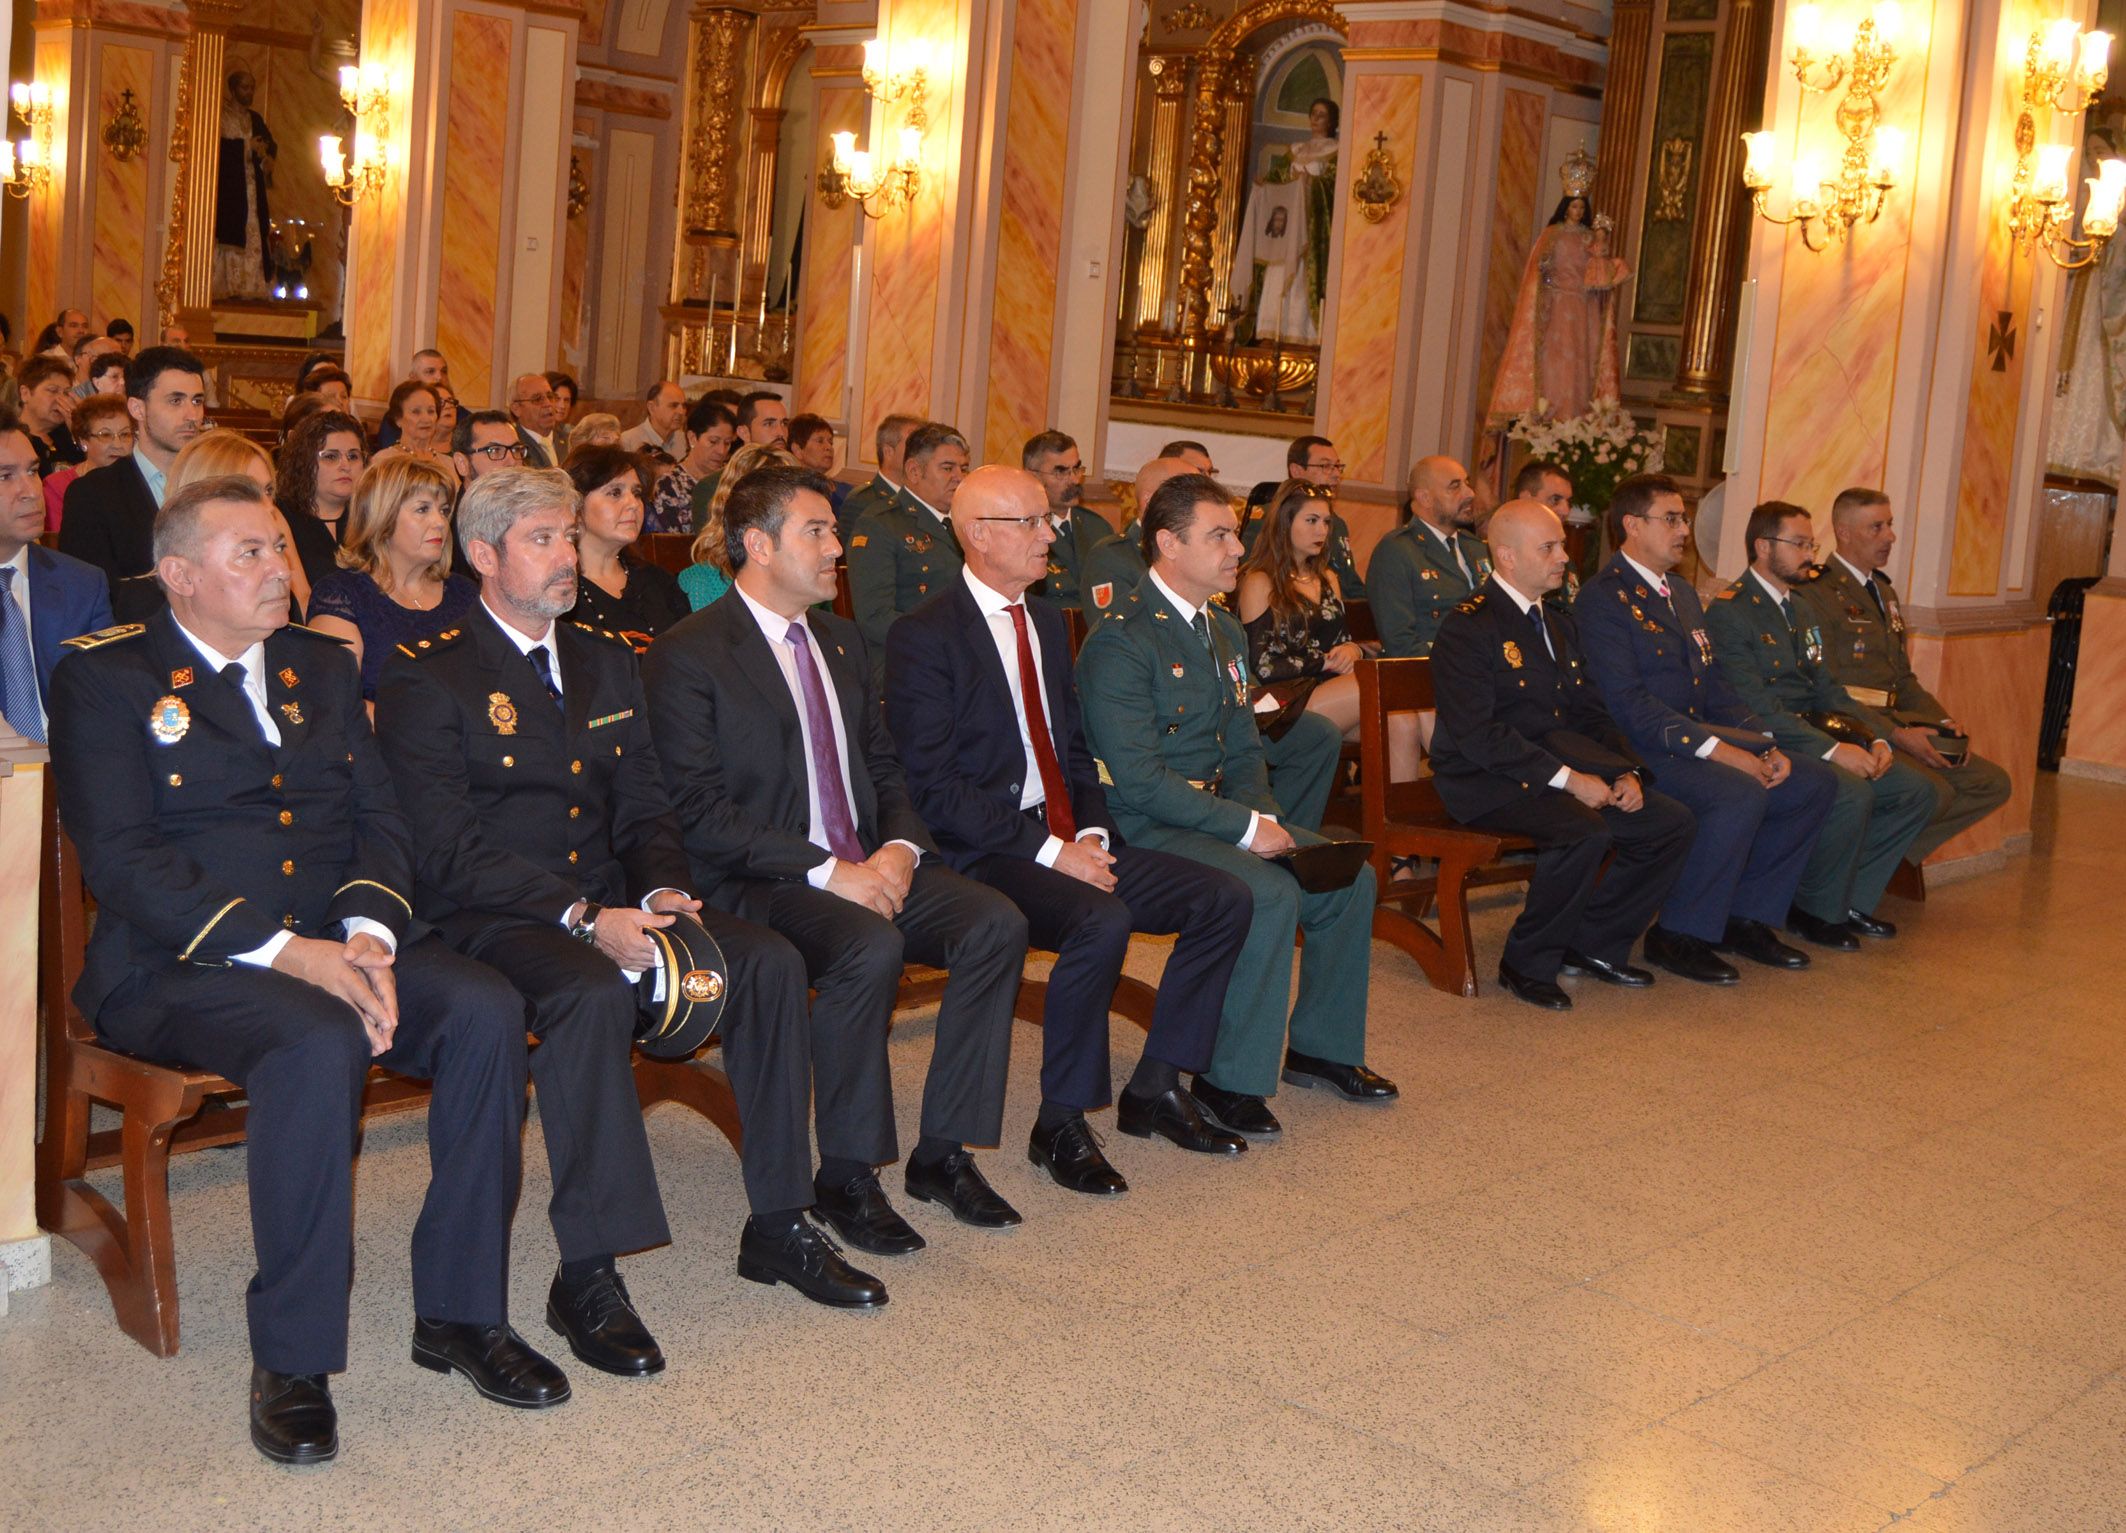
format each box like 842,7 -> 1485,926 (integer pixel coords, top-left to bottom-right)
1506,401 -> 1665,519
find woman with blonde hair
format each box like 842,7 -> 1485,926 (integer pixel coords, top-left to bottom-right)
304,454 -> 478,701
679,442 -> 795,610
167,427 -> 317,617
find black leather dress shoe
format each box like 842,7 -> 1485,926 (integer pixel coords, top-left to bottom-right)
1786,905 -> 1861,952
1495,961 -> 1573,1011
1282,1049 -> 1400,1100
1188,1077 -> 1282,1138
1116,1086 -> 1247,1154
738,1218 -> 889,1309
905,1151 -> 1023,1228
1560,950 -> 1655,987
250,1366 -> 337,1466
1723,917 -> 1811,970
546,1264 -> 664,1377
1029,1114 -> 1131,1193
1846,908 -> 1897,939
412,1320 -> 570,1408
812,1170 -> 926,1255
1643,926 -> 1740,986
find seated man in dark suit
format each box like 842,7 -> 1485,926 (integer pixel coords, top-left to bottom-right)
1429,500 -> 1696,1009
0,416 -> 111,742
885,466 -> 1249,1194
51,476 -> 540,1466
643,467 -> 1031,1254
58,344 -> 207,621
377,468 -> 885,1335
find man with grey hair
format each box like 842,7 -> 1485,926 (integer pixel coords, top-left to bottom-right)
51,473 -> 543,1464
507,373 -> 561,467
621,380 -> 688,457
836,411 -> 924,543
1021,429 -> 1108,608
376,468 -> 875,1335
846,420 -> 970,672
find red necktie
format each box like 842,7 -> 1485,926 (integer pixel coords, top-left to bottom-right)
1006,603 -> 1076,840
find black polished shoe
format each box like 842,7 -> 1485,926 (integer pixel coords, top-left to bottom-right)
1495,960 -> 1573,1011
250,1366 -> 337,1466
905,1150 -> 1023,1228
1282,1049 -> 1400,1100
1643,926 -> 1740,986
1723,917 -> 1812,970
1560,950 -> 1655,988
412,1320 -> 570,1409
1786,905 -> 1861,952
546,1264 -> 664,1377
1846,908 -> 1897,939
1188,1076 -> 1282,1139
812,1170 -> 926,1256
738,1218 -> 889,1309
1029,1114 -> 1131,1193
1116,1086 -> 1247,1154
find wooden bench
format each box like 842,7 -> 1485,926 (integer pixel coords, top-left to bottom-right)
1355,657 -> 1536,998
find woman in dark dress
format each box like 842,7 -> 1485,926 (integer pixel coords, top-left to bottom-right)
305,455 -> 477,703
561,444 -> 688,651
274,409 -> 369,594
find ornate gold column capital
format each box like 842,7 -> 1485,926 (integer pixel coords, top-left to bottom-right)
180,0 -> 246,31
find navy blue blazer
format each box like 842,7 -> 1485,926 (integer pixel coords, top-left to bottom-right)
883,577 -> 1111,872
22,542 -> 114,697
1572,552 -> 1770,762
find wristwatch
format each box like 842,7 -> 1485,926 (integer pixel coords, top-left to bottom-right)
568,902 -> 604,944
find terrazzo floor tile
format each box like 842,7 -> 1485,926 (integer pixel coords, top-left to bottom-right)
1589,1237 -> 1878,1355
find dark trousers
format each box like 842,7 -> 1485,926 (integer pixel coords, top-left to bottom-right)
94,936 -> 525,1375
1643,751 -> 1838,942
724,863 -> 1028,1163
967,837 -> 1251,1111
458,922 -> 671,1262
1794,755 -> 1938,920
1461,787 -> 1696,978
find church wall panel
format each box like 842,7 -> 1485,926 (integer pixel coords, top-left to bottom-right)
435,9 -> 514,408
91,45 -> 154,333
795,64 -> 864,433
346,0 -> 416,397
590,126 -> 657,397
1906,624 -> 2046,856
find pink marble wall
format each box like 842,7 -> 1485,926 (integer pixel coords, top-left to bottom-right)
435,10 -> 513,407
1476,87 -> 1546,428
91,45 -> 154,331
796,64 -> 863,429
1907,623 -> 2048,857
1341,17 -> 1603,90
25,34 -> 70,328
348,0 -> 415,397
559,119 -> 592,373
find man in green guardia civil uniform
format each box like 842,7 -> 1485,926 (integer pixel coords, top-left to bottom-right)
1075,472 -> 1397,1141
1022,430 -> 1111,609
846,421 -> 968,682
835,411 -> 924,545
1367,455 -> 1492,657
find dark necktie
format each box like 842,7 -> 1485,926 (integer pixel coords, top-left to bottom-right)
1450,536 -> 1473,586
527,644 -> 563,707
1006,604 -> 1076,840
1778,596 -> 1795,630
1865,572 -> 1888,619
785,619 -> 864,862
0,567 -> 41,743
1531,601 -> 1556,660
1190,608 -> 1214,656
219,661 -> 263,742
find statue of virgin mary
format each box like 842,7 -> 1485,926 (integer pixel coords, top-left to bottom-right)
1488,160 -> 1630,425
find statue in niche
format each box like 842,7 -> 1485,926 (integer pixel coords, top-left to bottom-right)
1233,96 -> 1338,345
212,70 -> 278,301
1488,161 -> 1631,425
2046,123 -> 2126,486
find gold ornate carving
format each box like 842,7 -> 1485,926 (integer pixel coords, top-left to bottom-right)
103,86 -> 148,162
1163,2 -> 1214,30
1653,135 -> 1692,222
566,152 -> 589,219
1351,130 -> 1402,223
155,36 -> 198,328
687,7 -> 752,237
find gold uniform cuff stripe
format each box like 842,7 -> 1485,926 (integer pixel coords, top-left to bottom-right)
180,898 -> 247,960
335,879 -> 413,917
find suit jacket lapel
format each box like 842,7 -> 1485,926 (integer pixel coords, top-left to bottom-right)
715,598 -> 803,742
262,632 -> 314,760
953,582 -> 1018,719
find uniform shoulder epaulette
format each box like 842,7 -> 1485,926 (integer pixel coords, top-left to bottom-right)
1455,590 -> 1489,616
570,621 -> 633,647
1713,584 -> 1742,601
1106,592 -> 1143,623
286,620 -> 353,645
393,626 -> 467,660
60,622 -> 145,651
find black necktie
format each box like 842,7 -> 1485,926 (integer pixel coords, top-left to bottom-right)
1531,602 -> 1555,660
528,644 -> 563,707
1778,597 -> 1795,630
1865,573 -> 1887,619
219,662 -> 262,741
1191,609 -> 1215,655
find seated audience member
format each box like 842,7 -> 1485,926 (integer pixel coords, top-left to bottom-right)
1238,479 -> 1420,783
1078,454 -> 1191,621
649,397 -> 736,535
560,444 -> 689,649
1021,430 -> 1108,608
680,443 -> 794,610
1368,454 -> 1487,658
1574,474 -> 1839,985
374,348 -> 450,450
1075,472 -> 1395,1141
105,316 -> 136,354
306,366 -> 355,415
787,413 -> 850,516
50,474 -> 542,1466
687,391 -> 792,529
835,412 -> 923,544
43,392 -> 132,532
379,381 -> 444,459
545,371 -> 581,457
1158,440 -> 1219,476
1799,486 -> 2013,863
378,464 -> 885,1343
280,390 -> 327,445
452,408 -> 530,485
306,456 -> 478,699
621,381 -> 687,457
0,416 -> 110,741
568,412 -> 623,451
642,466 -> 1032,1252
275,410 -> 368,593
1429,500 -> 1695,1009
168,428 -> 313,617
1515,459 -> 1575,520
847,421 -> 969,675
18,355 -> 85,475
433,384 -> 460,443
78,346 -> 128,399
885,466 -> 1251,1192
1239,436 -> 1365,600
60,344 -> 207,620
1705,500 -> 1935,948
293,352 -> 339,393
507,373 -> 561,467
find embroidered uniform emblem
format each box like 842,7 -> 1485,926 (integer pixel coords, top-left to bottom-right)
488,692 -> 519,735
1170,663 -> 1185,679
149,695 -> 191,744
681,969 -> 724,1004
278,668 -> 299,688
1503,641 -> 1523,669
279,701 -> 304,727
170,667 -> 195,688
1092,582 -> 1113,609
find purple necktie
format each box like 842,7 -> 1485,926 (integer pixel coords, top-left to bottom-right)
785,618 -> 864,862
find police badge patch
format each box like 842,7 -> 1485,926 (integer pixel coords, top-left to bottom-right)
488,692 -> 519,735
149,695 -> 190,744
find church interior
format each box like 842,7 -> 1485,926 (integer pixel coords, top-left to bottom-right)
5,0 -> 2126,1525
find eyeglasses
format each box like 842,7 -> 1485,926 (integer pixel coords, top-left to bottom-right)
1305,460 -> 1346,474
973,515 -> 1051,532
1764,535 -> 1816,552
316,448 -> 366,466
467,442 -> 528,462
86,427 -> 136,444
1634,513 -> 1692,529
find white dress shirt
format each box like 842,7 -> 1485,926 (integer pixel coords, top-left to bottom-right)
960,568 -> 1109,867
1491,577 -> 1575,791
3,544 -> 43,738
907,489 -> 950,531
1147,568 -> 1275,850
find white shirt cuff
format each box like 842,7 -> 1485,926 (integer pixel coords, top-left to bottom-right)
640,888 -> 687,911
806,856 -> 837,889
1035,835 -> 1064,868
1694,736 -> 1721,759
341,917 -> 398,954
1546,766 -> 1571,790
886,839 -> 923,863
1240,812 -> 1276,849
1822,745 -> 1841,761
1079,827 -> 1111,848
232,930 -> 295,968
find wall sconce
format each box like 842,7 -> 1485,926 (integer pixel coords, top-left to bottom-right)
320,130 -> 386,206
1741,2 -> 1904,250
1,81 -> 54,199
861,38 -> 931,131
818,125 -> 922,219
336,64 -> 391,122
2006,20 -> 2121,269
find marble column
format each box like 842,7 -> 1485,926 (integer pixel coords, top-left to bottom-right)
1591,0 -> 1652,225
1674,0 -> 1768,399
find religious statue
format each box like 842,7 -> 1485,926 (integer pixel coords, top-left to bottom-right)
1232,96 -> 1339,346
213,70 -> 277,301
1488,151 -> 1631,426
2046,124 -> 2126,486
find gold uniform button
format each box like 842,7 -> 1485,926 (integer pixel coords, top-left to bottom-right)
502,755 -> 515,767
281,860 -> 295,876
614,745 -> 621,757
167,773 -> 182,786
571,760 -> 583,774
282,914 -> 298,929
569,806 -> 580,819
271,774 -> 283,788
278,810 -> 294,826
567,850 -> 579,864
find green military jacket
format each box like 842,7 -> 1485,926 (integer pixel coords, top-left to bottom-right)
1079,522 -> 1150,622
846,488 -> 963,666
1075,579 -> 1278,847
1366,517 -> 1492,657
1238,500 -> 1367,602
1704,570 -> 1897,758
836,472 -> 898,545
687,467 -> 725,534
1039,506 -> 1112,609
1793,556 -> 1948,725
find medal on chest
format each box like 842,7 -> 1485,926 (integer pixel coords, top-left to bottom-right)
1802,625 -> 1824,665
1227,657 -> 1246,704
488,692 -> 519,735
1692,628 -> 1715,666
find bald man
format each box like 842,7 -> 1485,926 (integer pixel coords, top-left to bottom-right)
1077,456 -> 1193,623
1368,456 -> 1489,658
508,373 -> 561,467
884,467 -> 1252,1190
1429,502 -> 1696,1008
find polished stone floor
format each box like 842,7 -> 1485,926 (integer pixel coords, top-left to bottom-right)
5,777 -> 2124,1531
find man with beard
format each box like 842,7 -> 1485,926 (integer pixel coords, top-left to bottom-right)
60,346 -> 208,620
1021,431 -> 1109,609
1368,455 -> 1489,657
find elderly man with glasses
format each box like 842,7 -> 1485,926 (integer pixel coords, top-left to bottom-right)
507,374 -> 561,467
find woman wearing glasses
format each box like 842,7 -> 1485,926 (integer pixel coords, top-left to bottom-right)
275,409 -> 369,593
561,444 -> 689,650
43,393 -> 133,532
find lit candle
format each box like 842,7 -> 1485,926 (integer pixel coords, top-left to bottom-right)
1868,124 -> 1906,185
1789,3 -> 1822,52
1791,153 -> 1825,210
2081,30 -> 2112,88
0,142 -> 15,182
830,129 -> 856,174
1741,130 -> 1778,190
898,124 -> 921,168
319,133 -> 345,185
2084,173 -> 2124,236
9,83 -> 28,116
2036,141 -> 2074,203
1870,0 -> 1901,47
17,137 -> 42,169
2044,18 -> 2081,74
849,149 -> 877,192
862,39 -> 884,80
901,37 -> 930,76
28,81 -> 48,112
339,65 -> 359,100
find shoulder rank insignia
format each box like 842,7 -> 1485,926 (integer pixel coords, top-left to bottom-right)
851,534 -> 869,547
1094,757 -> 1114,786
148,695 -> 190,744
1714,587 -> 1740,601
170,666 -> 195,688
62,622 -> 145,651
278,667 -> 299,688
1503,640 -> 1524,669
488,692 -> 519,735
